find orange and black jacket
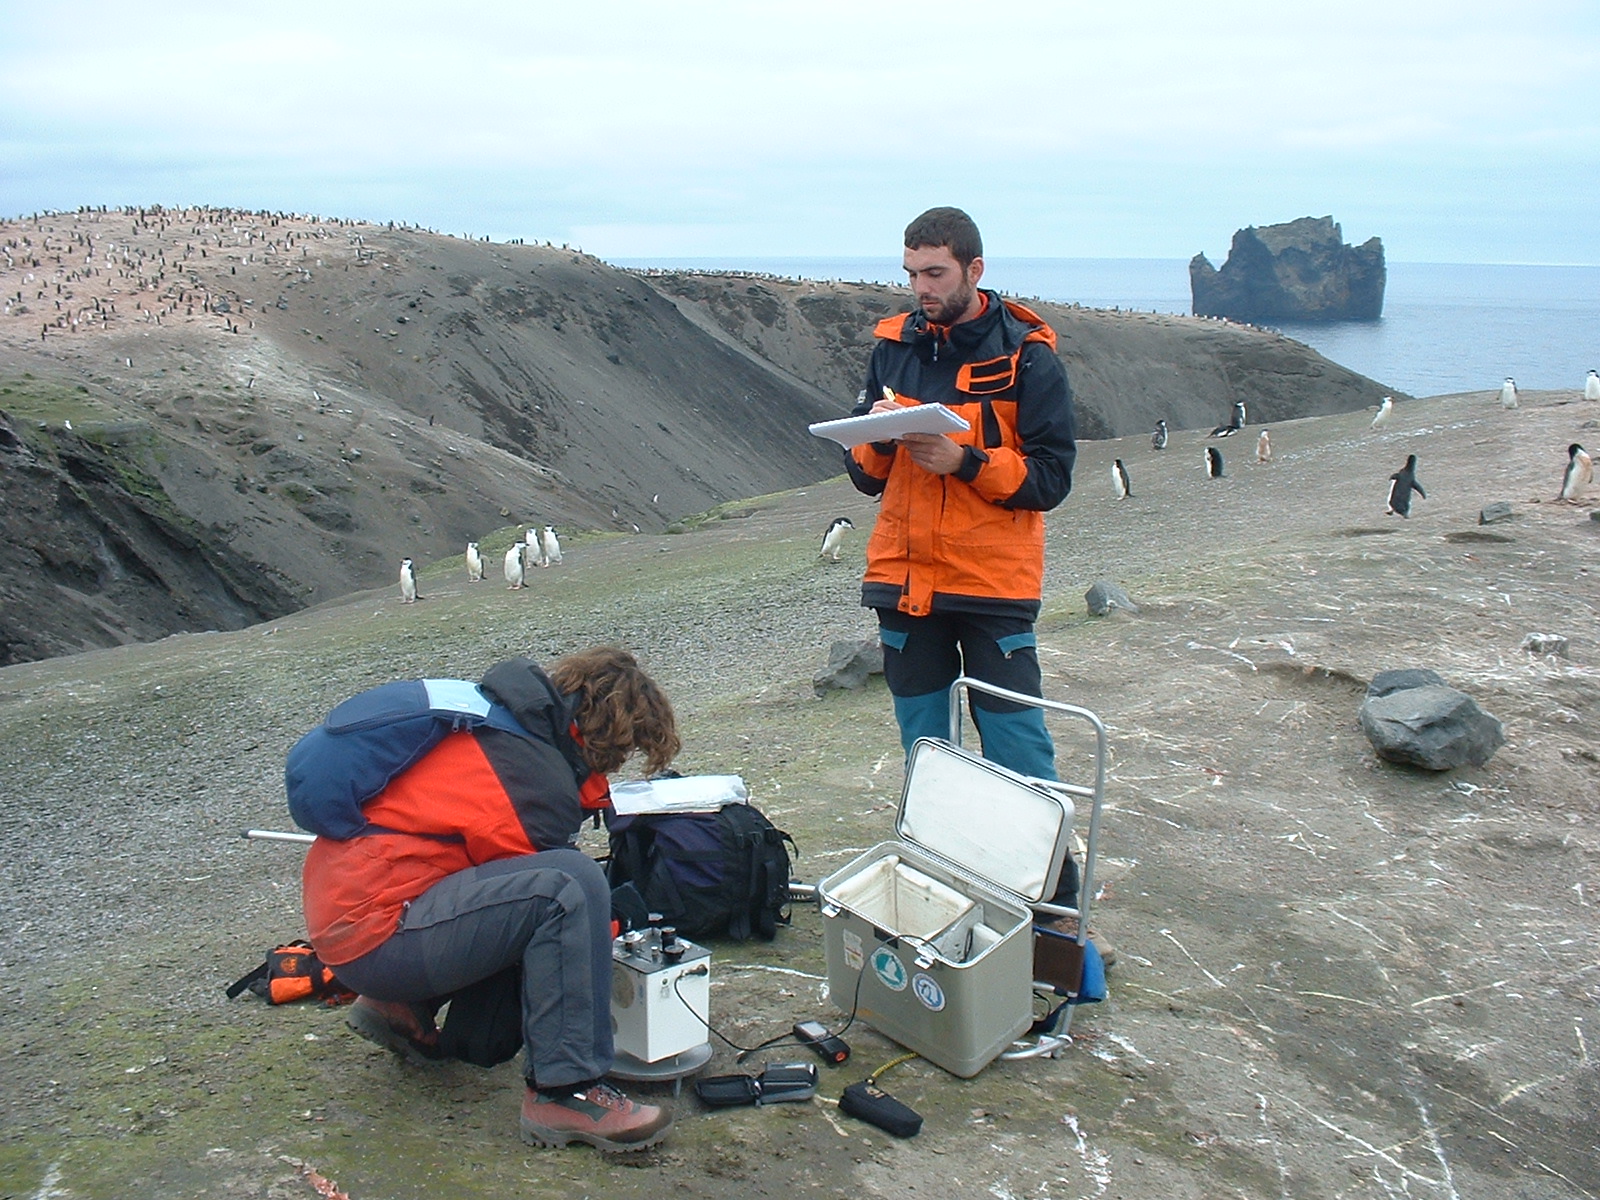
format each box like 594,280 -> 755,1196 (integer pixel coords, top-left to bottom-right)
301,658 -> 610,966
846,290 -> 1076,619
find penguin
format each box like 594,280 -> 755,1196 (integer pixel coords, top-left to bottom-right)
1385,454 -> 1426,517
540,525 -> 562,565
819,516 -> 855,561
399,558 -> 418,603
1151,419 -> 1168,451
1499,378 -> 1518,409
504,543 -> 526,589
1371,397 -> 1392,429
465,541 -> 484,581
1255,430 -> 1272,463
1205,446 -> 1224,478
1112,458 -> 1132,499
1209,401 -> 1245,437
1557,443 -> 1593,502
1585,369 -> 1600,401
526,527 -> 545,568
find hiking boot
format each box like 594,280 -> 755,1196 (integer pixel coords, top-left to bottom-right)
346,996 -> 442,1063
520,1082 -> 672,1152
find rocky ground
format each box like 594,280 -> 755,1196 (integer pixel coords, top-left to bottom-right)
1,385 -> 1596,1199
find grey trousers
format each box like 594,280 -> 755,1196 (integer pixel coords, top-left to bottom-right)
330,847 -> 613,1089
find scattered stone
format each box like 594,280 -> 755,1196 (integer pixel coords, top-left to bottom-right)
1478,502 -> 1514,525
1085,580 -> 1138,616
1359,683 -> 1505,770
1520,633 -> 1569,657
813,638 -> 883,697
1366,668 -> 1445,698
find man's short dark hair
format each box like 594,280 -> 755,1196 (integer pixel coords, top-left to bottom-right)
904,207 -> 983,268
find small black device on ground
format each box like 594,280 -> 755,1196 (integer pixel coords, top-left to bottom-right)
695,1061 -> 818,1107
839,1080 -> 923,1138
793,1019 -> 850,1064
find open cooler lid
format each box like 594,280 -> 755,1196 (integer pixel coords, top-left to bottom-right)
895,738 -> 1074,905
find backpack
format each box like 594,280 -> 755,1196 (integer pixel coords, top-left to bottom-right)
605,804 -> 796,941
285,678 -> 535,839
226,940 -> 356,1005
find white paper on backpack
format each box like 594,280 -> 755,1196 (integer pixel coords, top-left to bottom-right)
609,775 -> 750,816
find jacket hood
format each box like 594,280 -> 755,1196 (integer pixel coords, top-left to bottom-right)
880,290 -> 1057,357
479,659 -> 584,765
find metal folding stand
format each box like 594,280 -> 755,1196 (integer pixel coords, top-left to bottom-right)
943,676 -> 1108,1053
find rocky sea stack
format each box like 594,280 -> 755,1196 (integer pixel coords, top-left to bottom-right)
1190,215 -> 1385,322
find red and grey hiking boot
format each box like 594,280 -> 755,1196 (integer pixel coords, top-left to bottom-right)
345,996 -> 442,1063
519,1082 -> 672,1152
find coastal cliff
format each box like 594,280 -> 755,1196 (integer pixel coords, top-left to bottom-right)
1190,215 -> 1386,322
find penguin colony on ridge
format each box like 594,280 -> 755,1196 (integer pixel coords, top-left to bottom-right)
1586,370 -> 1600,401
1499,378 -> 1518,409
1205,446 -> 1224,478
1386,454 -> 1426,517
1112,458 -> 1133,498
1558,443 -> 1593,502
1151,419 -> 1168,451
1371,397 -> 1392,429
465,542 -> 484,581
398,557 -> 419,603
819,516 -> 854,561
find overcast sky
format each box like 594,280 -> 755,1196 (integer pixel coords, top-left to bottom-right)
2,2 -> 1595,265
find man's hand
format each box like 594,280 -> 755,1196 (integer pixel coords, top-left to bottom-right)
899,431 -> 965,475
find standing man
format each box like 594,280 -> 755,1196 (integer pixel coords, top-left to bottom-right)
845,206 -> 1080,896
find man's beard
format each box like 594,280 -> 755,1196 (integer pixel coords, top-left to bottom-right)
919,280 -> 975,325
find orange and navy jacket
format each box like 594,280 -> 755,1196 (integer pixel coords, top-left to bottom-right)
846,290 -> 1076,618
301,658 -> 610,966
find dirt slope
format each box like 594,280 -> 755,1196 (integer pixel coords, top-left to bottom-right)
0,385 -> 1595,1199
3,207 -> 1392,665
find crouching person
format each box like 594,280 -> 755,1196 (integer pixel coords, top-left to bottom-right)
298,647 -> 680,1151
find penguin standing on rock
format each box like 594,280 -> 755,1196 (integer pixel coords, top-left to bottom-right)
399,558 -> 419,603
540,525 -> 562,565
1557,443 -> 1593,502
465,542 -> 484,581
504,543 -> 526,589
1210,401 -> 1245,437
1385,455 -> 1426,517
1112,458 -> 1133,498
819,516 -> 854,561
1585,370 -> 1600,400
1499,378 -> 1519,409
1151,419 -> 1168,451
1205,446 -> 1224,478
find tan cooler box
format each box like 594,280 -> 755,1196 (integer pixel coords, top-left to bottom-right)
819,735 -> 1076,1077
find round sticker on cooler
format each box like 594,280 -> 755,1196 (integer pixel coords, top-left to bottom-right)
870,947 -> 908,992
911,972 -> 946,1012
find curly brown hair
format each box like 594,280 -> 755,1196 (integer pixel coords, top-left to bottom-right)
548,646 -> 680,777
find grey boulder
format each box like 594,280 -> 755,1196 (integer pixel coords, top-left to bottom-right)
1085,580 -> 1139,616
1359,684 -> 1505,770
813,638 -> 883,697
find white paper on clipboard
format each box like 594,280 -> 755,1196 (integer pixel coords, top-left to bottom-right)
808,404 -> 970,449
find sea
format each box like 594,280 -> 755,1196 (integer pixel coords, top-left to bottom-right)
610,257 -> 1600,400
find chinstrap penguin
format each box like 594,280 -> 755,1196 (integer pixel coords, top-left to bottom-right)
1112,458 -> 1132,498
540,526 -> 562,566
504,543 -> 526,589
1151,419 -> 1168,451
399,558 -> 419,603
819,516 -> 855,560
1385,454 -> 1426,517
1205,446 -> 1224,478
1255,430 -> 1272,463
1558,443 -> 1593,502
465,542 -> 484,581
1585,370 -> 1600,400
1371,397 -> 1392,429
1209,401 -> 1245,437
1499,378 -> 1518,409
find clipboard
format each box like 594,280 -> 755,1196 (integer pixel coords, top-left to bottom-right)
808,404 -> 970,449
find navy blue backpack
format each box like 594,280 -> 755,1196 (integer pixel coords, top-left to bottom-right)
285,678 -> 533,839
